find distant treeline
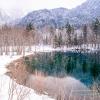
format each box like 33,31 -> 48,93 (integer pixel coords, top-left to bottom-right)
0,18 -> 100,54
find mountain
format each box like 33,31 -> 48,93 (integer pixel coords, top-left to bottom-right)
68,0 -> 100,24
18,0 -> 100,28
0,9 -> 11,25
18,8 -> 69,28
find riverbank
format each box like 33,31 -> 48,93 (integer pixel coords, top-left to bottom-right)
6,54 -> 90,100
0,54 -> 54,100
6,53 -> 100,100
0,44 -> 99,56
0,45 -> 100,100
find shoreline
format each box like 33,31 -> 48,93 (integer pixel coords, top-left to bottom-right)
0,45 -> 99,56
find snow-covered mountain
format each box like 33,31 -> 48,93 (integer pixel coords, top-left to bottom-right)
13,0 -> 100,27
68,0 -> 100,25
0,9 -> 11,25
18,8 -> 69,28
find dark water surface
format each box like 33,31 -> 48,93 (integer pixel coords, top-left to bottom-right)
25,51 -> 100,87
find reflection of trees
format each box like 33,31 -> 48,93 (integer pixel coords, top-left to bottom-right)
82,61 -> 88,73
91,63 -> 100,79
66,58 -> 72,73
53,52 -> 63,76
25,52 -> 100,86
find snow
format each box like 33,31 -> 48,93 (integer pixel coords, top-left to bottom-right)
0,54 -> 25,75
25,44 -> 99,53
0,45 -> 98,100
0,75 -> 54,100
0,54 -> 54,100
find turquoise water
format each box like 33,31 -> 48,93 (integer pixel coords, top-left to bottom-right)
25,52 -> 100,87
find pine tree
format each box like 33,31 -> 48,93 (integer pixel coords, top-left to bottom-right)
73,34 -> 78,45
26,23 -> 33,31
83,24 -> 88,44
65,22 -> 72,46
92,18 -> 100,39
57,32 -> 63,47
53,32 -> 63,48
53,34 -> 58,48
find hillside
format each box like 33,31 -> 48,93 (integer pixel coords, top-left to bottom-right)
18,0 -> 100,28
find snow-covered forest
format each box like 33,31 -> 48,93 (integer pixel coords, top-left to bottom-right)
0,18 -> 99,100
0,0 -> 100,100
0,18 -> 100,55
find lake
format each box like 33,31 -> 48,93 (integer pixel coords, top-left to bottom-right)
25,51 -> 100,87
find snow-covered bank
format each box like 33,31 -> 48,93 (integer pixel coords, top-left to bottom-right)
0,75 -> 54,100
26,44 -> 100,53
0,44 -> 99,56
0,44 -> 99,100
0,54 -> 54,100
0,55 -> 22,75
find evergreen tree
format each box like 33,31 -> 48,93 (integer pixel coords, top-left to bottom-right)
83,24 -> 88,44
53,32 -> 63,48
53,34 -> 58,48
26,23 -> 33,31
92,18 -> 100,39
57,32 -> 63,47
65,22 -> 72,46
73,34 -> 78,45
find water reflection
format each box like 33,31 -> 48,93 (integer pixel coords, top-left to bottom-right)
25,52 -> 100,87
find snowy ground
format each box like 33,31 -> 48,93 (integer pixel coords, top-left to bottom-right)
25,44 -> 100,53
0,54 -> 54,100
0,45 -> 98,100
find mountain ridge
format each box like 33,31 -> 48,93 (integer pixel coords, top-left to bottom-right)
1,0 -> 100,27
18,0 -> 100,28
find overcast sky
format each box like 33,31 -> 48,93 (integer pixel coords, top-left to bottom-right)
0,0 -> 86,18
